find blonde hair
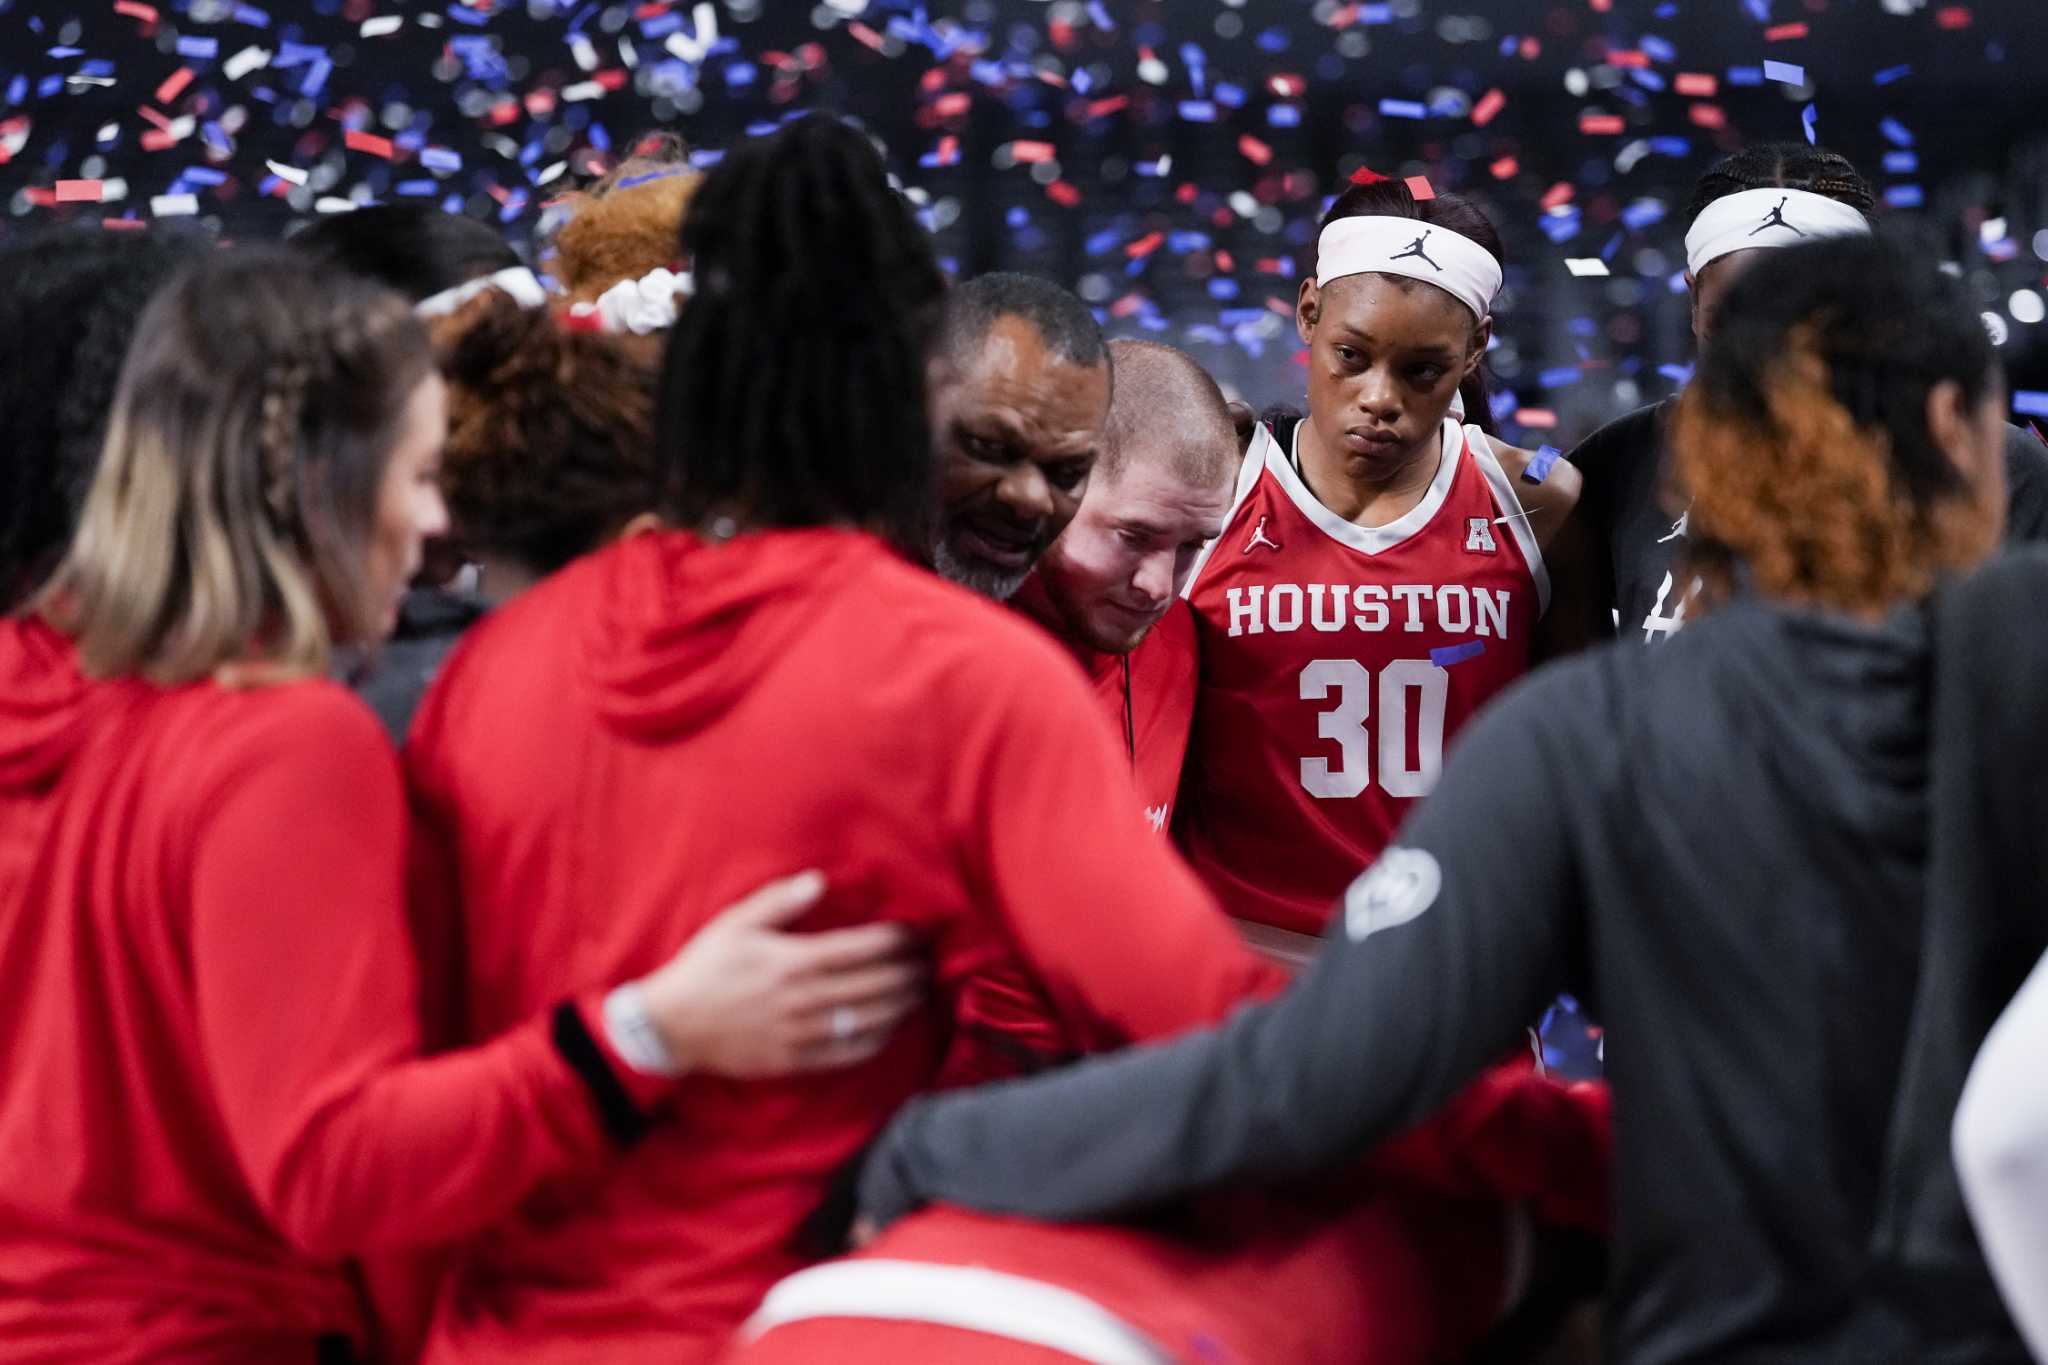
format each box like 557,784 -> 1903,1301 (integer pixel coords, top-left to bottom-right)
39,247 -> 432,685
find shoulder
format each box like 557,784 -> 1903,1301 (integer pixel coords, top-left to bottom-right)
1470,426 -> 1583,518
174,676 -> 399,812
1565,399 -> 1671,474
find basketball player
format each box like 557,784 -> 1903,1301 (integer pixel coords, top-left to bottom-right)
1569,143 -> 2048,642
928,272 -> 1111,601
1010,339 -> 1240,830
1175,174 -> 1598,953
853,235 -> 2037,1364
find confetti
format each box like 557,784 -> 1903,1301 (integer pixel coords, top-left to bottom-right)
1565,259 -> 1611,277
1430,641 -> 1486,668
1762,61 -> 1805,86
1522,445 -> 1563,484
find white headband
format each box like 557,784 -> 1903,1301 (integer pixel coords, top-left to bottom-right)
1684,188 -> 1871,278
415,265 -> 550,318
1316,216 -> 1502,320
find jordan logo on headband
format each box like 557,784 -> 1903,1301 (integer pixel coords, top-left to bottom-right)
1389,230 -> 1443,272
1748,196 -> 1807,239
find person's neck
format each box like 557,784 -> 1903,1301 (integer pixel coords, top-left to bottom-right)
1296,417 -> 1444,526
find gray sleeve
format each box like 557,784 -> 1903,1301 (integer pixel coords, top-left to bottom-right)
859,667 -> 1596,1228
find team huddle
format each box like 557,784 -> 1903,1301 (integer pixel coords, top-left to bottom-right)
3,113 -> 2048,1365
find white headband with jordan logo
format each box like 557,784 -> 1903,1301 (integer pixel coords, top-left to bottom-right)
1315,216 -> 1503,321
1683,187 -> 1871,278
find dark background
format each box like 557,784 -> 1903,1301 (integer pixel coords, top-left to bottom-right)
5,0 -> 2046,450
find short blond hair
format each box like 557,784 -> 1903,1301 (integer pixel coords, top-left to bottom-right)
40,247 -> 432,685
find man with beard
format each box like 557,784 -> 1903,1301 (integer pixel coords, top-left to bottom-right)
1009,339 -> 1239,831
928,273 -> 1112,600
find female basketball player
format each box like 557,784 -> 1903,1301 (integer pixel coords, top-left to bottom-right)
1175,175 -> 1599,951
855,234 -> 2037,1363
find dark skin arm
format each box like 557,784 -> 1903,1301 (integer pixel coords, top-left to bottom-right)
1484,440 -> 1608,660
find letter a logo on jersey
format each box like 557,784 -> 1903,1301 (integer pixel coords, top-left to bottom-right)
1464,517 -> 1497,555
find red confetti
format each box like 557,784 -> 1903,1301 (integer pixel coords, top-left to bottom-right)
1045,180 -> 1080,207
1175,181 -> 1199,205
140,128 -> 179,151
1688,103 -> 1727,129
1125,231 -> 1164,259
1471,88 -> 1505,126
1764,22 -> 1809,39
1674,72 -> 1718,96
55,179 -> 104,203
114,0 -> 160,21
1578,113 -> 1624,135
1608,50 -> 1649,68
343,130 -> 395,158
1084,96 -> 1127,117
1404,175 -> 1436,201
154,66 -> 194,106
24,187 -> 57,207
933,134 -> 959,165
847,21 -> 884,51
1348,165 -> 1392,186
1589,0 -> 1612,10
1515,408 -> 1559,428
1110,292 -> 1146,319
595,69 -> 627,91
523,89 -> 556,117
101,217 -> 147,231
1010,140 -> 1056,164
1490,156 -> 1519,179
1935,5 -> 1972,26
1238,134 -> 1272,166
1539,182 -> 1575,211
1214,249 -> 1234,272
1268,74 -> 1305,98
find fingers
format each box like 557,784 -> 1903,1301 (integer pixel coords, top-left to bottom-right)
788,920 -> 919,974
713,869 -> 827,930
788,959 -> 924,1014
792,991 -> 921,1053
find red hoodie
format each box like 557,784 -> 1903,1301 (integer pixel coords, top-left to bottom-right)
0,618 -> 664,1364
403,528 -> 1282,1363
1009,575 -> 1200,836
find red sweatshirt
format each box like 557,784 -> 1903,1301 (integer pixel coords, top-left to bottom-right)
402,528 -> 1282,1363
0,619 -> 661,1364
1009,575 -> 1200,835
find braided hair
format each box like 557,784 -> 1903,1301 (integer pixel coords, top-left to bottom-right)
45,246 -> 433,684
1313,177 -> 1507,433
1684,142 -> 1876,228
656,116 -> 946,549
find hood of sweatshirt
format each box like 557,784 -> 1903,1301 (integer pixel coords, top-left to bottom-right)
579,526 -> 895,740
0,616 -> 91,793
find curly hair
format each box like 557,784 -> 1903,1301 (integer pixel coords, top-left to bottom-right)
550,134 -> 701,304
1674,235 -> 1999,618
429,289 -> 659,576
0,226 -> 209,611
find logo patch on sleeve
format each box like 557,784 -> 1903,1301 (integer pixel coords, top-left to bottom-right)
1344,846 -> 1443,942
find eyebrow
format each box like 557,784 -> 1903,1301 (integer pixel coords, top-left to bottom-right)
1329,327 -> 1460,362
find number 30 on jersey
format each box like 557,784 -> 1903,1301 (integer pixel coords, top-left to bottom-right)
1298,659 -> 1447,800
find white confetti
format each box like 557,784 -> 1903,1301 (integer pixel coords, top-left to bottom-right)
222,46 -> 271,81
561,80 -> 605,102
1565,258 -> 1611,277
151,193 -> 199,217
360,15 -> 403,37
265,159 -> 308,186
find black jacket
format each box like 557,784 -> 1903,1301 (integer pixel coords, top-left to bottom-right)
859,554 -> 2048,1364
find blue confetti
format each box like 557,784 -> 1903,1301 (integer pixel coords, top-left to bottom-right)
1880,117 -> 1915,147
176,36 -> 220,59
2013,392 -> 2048,418
1640,34 -> 1676,61
1378,98 -> 1428,119
1883,151 -> 1919,174
1430,641 -> 1486,667
1874,65 -> 1913,85
1801,103 -> 1817,145
1658,363 -> 1695,385
420,147 -> 463,173
1763,60 -> 1805,86
1177,99 -> 1217,122
1884,184 -> 1924,208
1726,65 -> 1764,86
1539,365 -> 1583,389
1522,445 -> 1562,484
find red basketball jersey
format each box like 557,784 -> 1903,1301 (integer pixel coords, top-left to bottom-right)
1178,416 -> 1547,940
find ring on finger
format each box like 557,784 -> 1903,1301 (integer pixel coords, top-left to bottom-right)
831,1005 -> 858,1041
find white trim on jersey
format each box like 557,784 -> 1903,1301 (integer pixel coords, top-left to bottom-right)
1180,422 -> 1276,598
742,1259 -> 1176,1365
1465,428 -> 1552,616
1276,415 -> 1462,556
